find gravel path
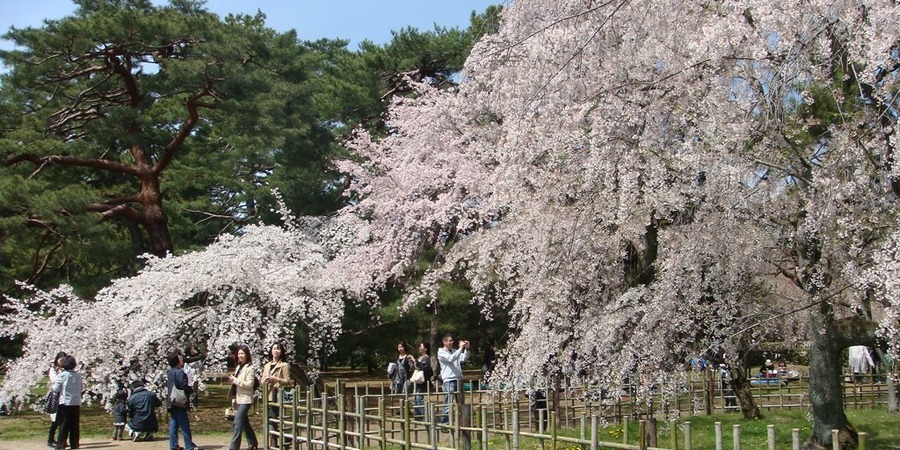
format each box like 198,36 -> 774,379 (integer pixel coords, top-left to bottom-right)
0,435 -> 233,450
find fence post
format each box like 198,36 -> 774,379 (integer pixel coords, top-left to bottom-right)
292,385 -> 299,450
404,398 -> 412,450
357,396 -> 365,449
590,415 -> 598,450
669,419 -> 677,450
322,390 -> 330,450
638,420 -> 646,450
428,401 -> 437,449
684,421 -> 692,450
504,402 -> 511,450
482,405 -> 489,450
337,393 -> 345,450
512,408 -> 520,450
831,430 -> 839,450
306,389 -> 314,450
767,424 -> 775,450
378,397 -> 386,450
732,424 -> 741,450
263,383 -> 270,448
859,431 -> 867,450
792,428 -> 800,450
623,416 -> 629,445
714,421 -> 722,450
551,410 -> 558,450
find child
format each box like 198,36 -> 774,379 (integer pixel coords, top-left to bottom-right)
111,391 -> 127,440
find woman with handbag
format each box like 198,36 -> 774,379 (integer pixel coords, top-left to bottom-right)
228,344 -> 259,450
412,342 -> 434,418
389,342 -> 415,394
46,352 -> 67,448
262,342 -> 292,448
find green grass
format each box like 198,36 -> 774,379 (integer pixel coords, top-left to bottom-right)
523,409 -> 900,450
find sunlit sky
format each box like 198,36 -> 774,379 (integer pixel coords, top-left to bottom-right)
1,0 -> 501,51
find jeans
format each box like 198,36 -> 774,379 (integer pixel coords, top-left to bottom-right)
230,402 -> 257,450
168,407 -> 195,450
412,382 -> 429,418
440,380 -> 458,424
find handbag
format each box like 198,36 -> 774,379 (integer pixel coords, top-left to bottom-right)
43,391 -> 59,414
224,407 -> 236,420
170,385 -> 188,408
410,369 -> 426,384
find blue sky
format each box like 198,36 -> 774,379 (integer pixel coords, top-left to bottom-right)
1,0 -> 501,51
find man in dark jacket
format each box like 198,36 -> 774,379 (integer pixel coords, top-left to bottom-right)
126,379 -> 161,442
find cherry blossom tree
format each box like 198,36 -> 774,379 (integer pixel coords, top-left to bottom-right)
0,200 -> 361,408
337,0 -> 900,448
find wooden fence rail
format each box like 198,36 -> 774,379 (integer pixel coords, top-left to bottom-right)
261,374 -> 885,450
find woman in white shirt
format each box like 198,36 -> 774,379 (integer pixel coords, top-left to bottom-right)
51,355 -> 83,450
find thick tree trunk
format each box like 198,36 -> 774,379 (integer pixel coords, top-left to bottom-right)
805,310 -> 857,450
729,363 -> 761,419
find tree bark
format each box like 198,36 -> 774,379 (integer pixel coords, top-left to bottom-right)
729,363 -> 761,419
804,309 -> 857,450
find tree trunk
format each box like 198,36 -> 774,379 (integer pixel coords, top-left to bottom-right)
729,363 -> 761,419
804,310 -> 857,450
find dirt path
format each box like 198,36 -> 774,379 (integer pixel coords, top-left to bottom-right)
0,435 -> 232,450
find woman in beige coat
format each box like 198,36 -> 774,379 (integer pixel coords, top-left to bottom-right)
228,344 -> 258,450
262,342 -> 292,447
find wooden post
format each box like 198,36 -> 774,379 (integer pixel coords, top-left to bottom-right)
859,431 -> 868,450
322,390 -> 329,450
792,428 -> 800,450
338,393 -> 346,450
638,420 -> 646,450
831,430 -> 839,450
646,418 -> 658,447
482,405 -> 489,450
684,421 -> 692,450
550,410 -> 558,450
714,421 -> 722,450
378,397 -> 386,450
733,424 -> 741,450
512,408 -> 520,450
669,418 -> 677,450
623,416 -> 629,445
767,424 -> 775,450
404,399 -> 411,450
291,385 -> 299,450
590,415 -> 598,450
263,382 -> 270,448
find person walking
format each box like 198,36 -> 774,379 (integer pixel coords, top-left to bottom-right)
46,351 -> 67,448
167,351 -> 199,450
437,335 -> 469,426
261,342 -> 292,449
52,355 -> 82,450
228,344 -> 259,450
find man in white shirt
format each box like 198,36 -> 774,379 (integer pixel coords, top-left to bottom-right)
437,334 -> 469,425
